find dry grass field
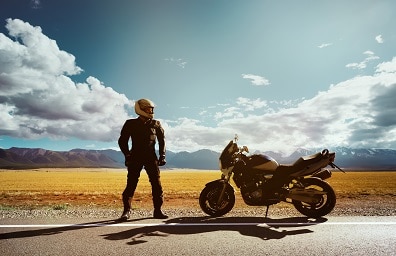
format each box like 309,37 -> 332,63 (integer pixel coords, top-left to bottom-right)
0,168 -> 395,213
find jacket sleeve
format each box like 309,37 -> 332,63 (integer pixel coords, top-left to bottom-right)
118,120 -> 131,157
156,121 -> 166,157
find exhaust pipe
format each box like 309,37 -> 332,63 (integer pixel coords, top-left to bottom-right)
287,188 -> 326,204
313,169 -> 332,180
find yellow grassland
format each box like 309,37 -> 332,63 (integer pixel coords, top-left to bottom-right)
0,168 -> 395,209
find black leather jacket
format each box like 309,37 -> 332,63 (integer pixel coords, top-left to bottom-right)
118,117 -> 165,159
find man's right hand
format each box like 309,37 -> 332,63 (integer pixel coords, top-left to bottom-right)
124,154 -> 132,167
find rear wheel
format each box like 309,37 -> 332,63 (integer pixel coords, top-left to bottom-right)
199,182 -> 235,217
292,178 -> 336,218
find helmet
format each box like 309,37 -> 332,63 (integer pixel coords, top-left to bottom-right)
135,98 -> 155,119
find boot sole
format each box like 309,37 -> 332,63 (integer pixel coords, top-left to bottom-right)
118,215 -> 130,222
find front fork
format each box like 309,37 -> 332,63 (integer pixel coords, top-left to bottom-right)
217,173 -> 231,206
216,181 -> 229,206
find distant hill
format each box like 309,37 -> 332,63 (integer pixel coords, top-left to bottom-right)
0,148 -> 121,169
1,146 -> 396,170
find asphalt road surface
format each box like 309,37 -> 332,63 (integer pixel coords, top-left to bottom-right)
1,216 -> 395,256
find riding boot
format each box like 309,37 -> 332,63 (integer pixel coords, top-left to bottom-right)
153,208 -> 168,219
119,197 -> 132,221
152,193 -> 167,219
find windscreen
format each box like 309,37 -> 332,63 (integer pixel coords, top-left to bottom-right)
219,140 -> 237,169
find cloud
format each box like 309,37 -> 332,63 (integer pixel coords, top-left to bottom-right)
214,106 -> 244,120
164,57 -> 396,154
375,57 -> 396,73
375,35 -> 384,44
164,57 -> 187,68
30,0 -> 42,9
242,74 -> 270,86
236,97 -> 267,111
0,19 -> 133,141
2,19 -> 396,154
161,118 -> 234,152
346,50 -> 379,70
211,97 -> 267,121
318,43 -> 332,49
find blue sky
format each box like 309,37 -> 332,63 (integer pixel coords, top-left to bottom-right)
1,0 -> 396,154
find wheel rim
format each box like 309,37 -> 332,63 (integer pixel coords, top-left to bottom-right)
292,178 -> 336,217
205,187 -> 231,211
299,185 -> 328,210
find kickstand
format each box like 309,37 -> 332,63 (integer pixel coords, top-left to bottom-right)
265,205 -> 270,218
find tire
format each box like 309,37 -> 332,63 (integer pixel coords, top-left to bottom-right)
292,178 -> 336,218
199,182 -> 235,217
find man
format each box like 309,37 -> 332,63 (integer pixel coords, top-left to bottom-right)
118,98 -> 167,221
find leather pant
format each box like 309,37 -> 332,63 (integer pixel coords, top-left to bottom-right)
122,157 -> 163,211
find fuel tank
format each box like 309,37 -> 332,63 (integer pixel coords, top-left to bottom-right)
246,154 -> 279,172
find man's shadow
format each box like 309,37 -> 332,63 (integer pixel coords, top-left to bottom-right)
0,218 -> 148,239
0,216 -> 326,243
102,216 -> 327,244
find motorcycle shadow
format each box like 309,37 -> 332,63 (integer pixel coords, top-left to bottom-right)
102,216 -> 327,244
168,215 -> 327,227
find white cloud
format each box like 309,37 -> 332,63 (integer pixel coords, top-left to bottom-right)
164,57 -> 187,68
214,106 -> 244,120
375,57 -> 396,74
318,43 -> 332,48
161,118 -> 233,152
211,98 -> 267,121
242,74 -> 270,86
236,97 -> 267,111
375,35 -> 384,44
346,50 -> 379,70
165,58 -> 396,154
0,19 -> 133,141
30,0 -> 42,9
2,19 -> 396,155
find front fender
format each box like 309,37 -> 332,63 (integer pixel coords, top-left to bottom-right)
204,179 -> 234,191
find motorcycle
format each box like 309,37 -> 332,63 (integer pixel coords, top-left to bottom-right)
199,135 -> 345,218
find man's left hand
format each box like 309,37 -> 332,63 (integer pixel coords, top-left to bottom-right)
158,156 -> 166,166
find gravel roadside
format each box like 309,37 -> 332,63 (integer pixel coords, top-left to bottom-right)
1,198 -> 394,220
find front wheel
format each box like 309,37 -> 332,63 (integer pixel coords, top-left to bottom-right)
292,178 -> 336,218
199,181 -> 235,217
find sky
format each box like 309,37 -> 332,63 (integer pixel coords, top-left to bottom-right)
1,0 -> 396,155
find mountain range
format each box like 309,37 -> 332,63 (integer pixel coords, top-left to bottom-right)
1,147 -> 396,170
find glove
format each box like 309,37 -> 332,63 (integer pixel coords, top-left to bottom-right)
124,154 -> 132,167
158,155 -> 166,166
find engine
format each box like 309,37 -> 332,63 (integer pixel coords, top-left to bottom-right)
238,173 -> 273,206
232,154 -> 279,206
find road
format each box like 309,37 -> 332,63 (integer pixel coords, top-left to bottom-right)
0,216 -> 395,256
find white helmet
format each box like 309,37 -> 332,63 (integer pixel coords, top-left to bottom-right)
135,98 -> 155,119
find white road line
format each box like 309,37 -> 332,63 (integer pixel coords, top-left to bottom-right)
1,222 -> 396,228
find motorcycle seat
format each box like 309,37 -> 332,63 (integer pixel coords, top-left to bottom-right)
276,152 -> 331,176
